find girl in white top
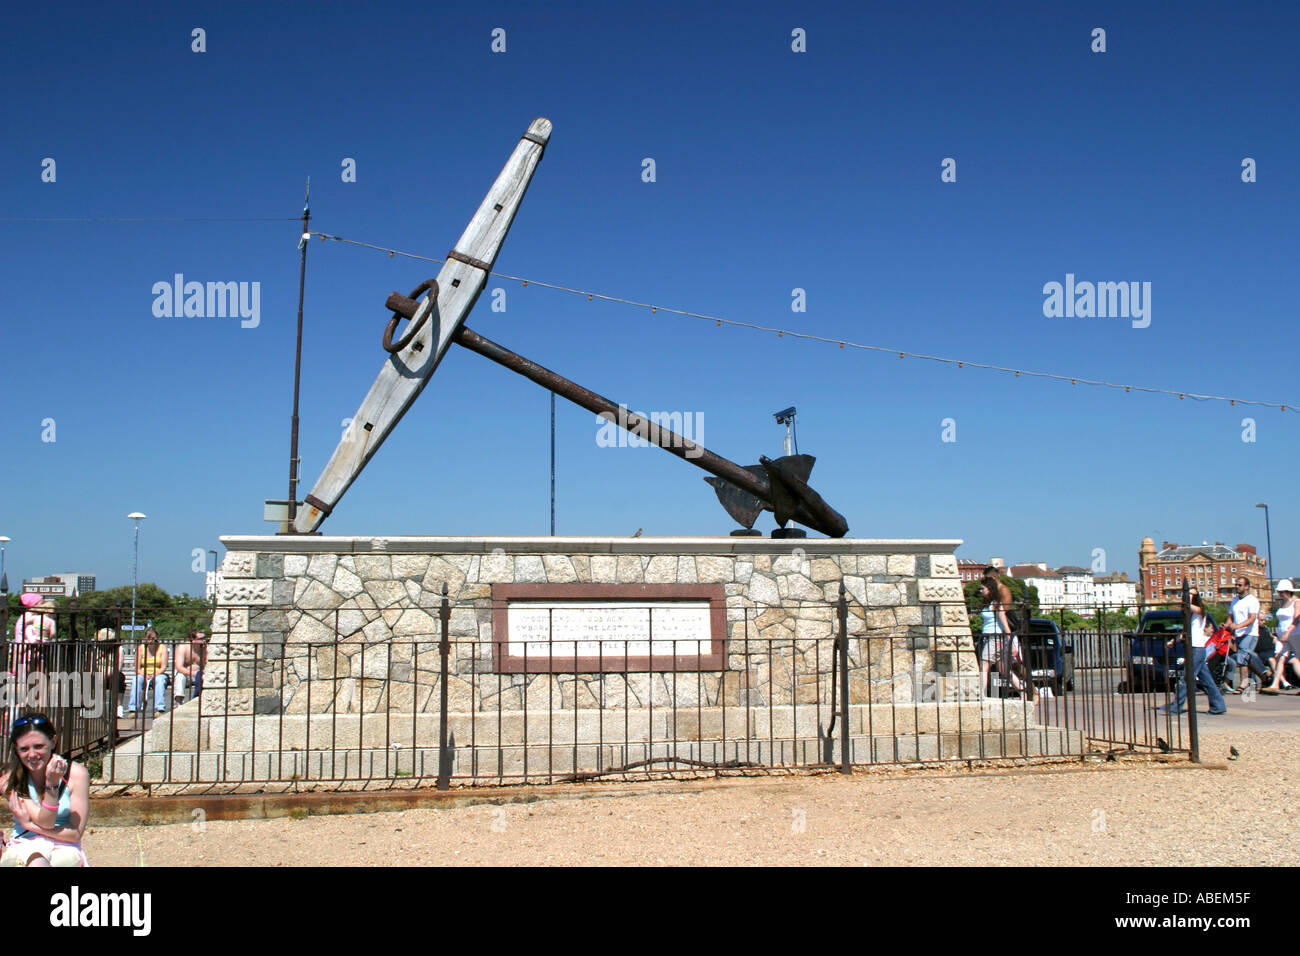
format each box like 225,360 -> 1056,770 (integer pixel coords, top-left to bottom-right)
1262,581 -> 1299,694
977,582 -> 1026,699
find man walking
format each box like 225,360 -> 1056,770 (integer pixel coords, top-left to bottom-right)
1225,576 -> 1268,694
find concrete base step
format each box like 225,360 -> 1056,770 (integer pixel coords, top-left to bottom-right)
133,701 -> 1040,754
100,726 -> 1084,785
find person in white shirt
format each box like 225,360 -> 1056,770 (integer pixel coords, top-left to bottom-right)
1262,580 -> 1300,694
1225,576 -> 1268,692
1159,593 -> 1227,715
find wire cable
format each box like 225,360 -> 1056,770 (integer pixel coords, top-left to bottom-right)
309,229 -> 1297,414
0,216 -> 300,223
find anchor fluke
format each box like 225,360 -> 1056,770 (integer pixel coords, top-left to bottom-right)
705,454 -> 848,538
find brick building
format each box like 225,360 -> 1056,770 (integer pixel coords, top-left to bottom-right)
1137,538 -> 1268,609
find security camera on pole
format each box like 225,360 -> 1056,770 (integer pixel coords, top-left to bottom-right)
770,407 -> 804,539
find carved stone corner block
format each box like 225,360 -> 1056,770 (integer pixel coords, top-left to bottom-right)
218,579 -> 273,606
210,608 -> 251,635
917,578 -> 964,603
222,552 -> 257,578
929,555 -> 959,579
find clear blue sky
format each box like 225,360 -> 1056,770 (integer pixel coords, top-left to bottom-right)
1,0 -> 1296,595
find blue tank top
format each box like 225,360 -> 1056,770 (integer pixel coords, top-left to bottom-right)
13,778 -> 70,838
981,607 -> 1003,634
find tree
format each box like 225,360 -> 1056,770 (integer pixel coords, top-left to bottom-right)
963,576 -> 1040,616
39,584 -> 210,643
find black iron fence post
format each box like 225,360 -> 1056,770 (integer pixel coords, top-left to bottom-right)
1181,580 -> 1200,763
437,582 -> 452,790
838,582 -> 850,775
1020,595 -> 1032,696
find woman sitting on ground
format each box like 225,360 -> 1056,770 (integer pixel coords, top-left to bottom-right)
978,581 -> 1028,700
1261,581 -> 1300,695
0,713 -> 89,867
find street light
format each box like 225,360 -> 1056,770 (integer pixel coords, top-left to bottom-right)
0,536 -> 9,593
1255,503 -> 1274,596
207,549 -> 219,604
127,513 -> 147,641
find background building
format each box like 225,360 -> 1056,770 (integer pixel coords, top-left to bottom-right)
1009,564 -> 1064,608
1137,538 -> 1268,608
1093,571 -> 1137,609
1055,566 -> 1095,615
956,559 -> 986,583
21,573 -> 95,598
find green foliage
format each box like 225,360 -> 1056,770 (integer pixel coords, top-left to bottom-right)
10,584 -> 212,643
963,575 -> 1040,616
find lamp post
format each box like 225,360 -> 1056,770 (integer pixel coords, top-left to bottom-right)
1255,503 -> 1274,597
127,513 -> 146,639
207,549 -> 219,604
0,535 -> 9,593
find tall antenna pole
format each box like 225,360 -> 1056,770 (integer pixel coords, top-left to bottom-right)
286,178 -> 310,531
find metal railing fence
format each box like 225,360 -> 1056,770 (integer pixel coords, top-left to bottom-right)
0,593 -> 1197,790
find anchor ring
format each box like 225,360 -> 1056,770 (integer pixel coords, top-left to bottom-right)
382,279 -> 439,353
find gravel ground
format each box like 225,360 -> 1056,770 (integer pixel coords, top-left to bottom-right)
81,728 -> 1293,867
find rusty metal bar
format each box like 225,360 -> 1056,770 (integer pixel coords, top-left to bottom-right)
451,324 -> 847,536
838,583 -> 851,774
438,582 -> 451,790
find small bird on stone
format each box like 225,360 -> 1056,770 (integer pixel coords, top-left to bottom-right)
1229,746 -> 1240,760
632,528 -> 643,537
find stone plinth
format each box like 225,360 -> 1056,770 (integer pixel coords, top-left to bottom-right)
106,536 -> 1048,787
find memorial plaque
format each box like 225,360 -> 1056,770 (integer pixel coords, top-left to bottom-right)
491,584 -> 727,673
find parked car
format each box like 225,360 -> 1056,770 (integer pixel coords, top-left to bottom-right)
1119,610 -> 1187,692
1024,618 -> 1074,694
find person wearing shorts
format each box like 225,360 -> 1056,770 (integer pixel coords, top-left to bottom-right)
1225,576 -> 1268,692
0,713 -> 88,867
978,581 -> 1026,699
1262,580 -> 1300,695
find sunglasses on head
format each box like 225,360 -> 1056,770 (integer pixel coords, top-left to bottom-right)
10,715 -> 54,737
